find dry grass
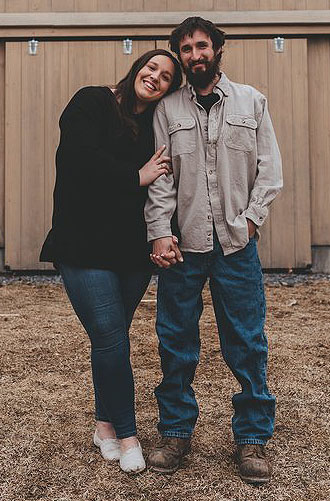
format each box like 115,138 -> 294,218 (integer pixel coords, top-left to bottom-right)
0,279 -> 329,501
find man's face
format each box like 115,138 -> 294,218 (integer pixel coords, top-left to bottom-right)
178,29 -> 220,89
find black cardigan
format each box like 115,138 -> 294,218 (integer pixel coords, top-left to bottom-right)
40,86 -> 154,272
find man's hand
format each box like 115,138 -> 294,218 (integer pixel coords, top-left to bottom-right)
150,236 -> 183,269
247,218 -> 257,238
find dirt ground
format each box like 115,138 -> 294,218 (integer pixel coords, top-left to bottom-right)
0,278 -> 329,501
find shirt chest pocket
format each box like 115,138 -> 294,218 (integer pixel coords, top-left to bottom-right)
168,118 -> 196,156
224,115 -> 257,152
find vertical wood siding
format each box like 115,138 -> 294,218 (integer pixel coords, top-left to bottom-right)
5,40 -> 157,269
221,38 -> 311,268
21,41 -> 46,267
0,43 -> 4,248
5,38 -> 312,269
308,38 -> 330,246
1,0 -> 330,11
5,43 -> 22,268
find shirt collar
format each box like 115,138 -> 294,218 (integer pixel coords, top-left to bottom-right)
187,71 -> 230,100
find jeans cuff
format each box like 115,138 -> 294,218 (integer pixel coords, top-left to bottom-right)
162,431 -> 192,439
95,416 -> 110,422
235,438 -> 267,445
116,430 -> 137,439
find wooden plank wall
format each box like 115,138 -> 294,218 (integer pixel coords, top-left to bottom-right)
222,38 -> 311,268
5,38 -> 312,269
308,38 -> 330,246
0,43 -> 4,252
5,40 -> 156,270
1,0 -> 329,268
157,37 -> 310,269
0,0 -> 330,12
159,37 -> 312,268
5,43 -> 21,267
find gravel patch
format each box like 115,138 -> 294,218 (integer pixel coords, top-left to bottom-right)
1,280 -> 329,501
0,271 -> 329,287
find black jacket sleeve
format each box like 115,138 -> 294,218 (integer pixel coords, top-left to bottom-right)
57,86 -> 140,192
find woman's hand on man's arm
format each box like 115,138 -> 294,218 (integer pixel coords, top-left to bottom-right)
139,145 -> 172,187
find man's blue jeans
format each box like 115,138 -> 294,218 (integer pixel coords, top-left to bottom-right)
59,264 -> 151,439
155,234 -> 275,445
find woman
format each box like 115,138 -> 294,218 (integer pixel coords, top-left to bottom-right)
40,49 -> 182,473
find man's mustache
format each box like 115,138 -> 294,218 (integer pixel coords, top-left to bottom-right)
189,59 -> 209,68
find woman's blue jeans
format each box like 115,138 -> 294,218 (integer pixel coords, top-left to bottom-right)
59,264 -> 151,439
155,235 -> 275,445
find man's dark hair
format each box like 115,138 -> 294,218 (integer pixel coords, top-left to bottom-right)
169,17 -> 226,59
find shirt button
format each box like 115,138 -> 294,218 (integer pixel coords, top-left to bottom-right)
207,238 -> 210,241
209,170 -> 213,175
207,215 -> 211,220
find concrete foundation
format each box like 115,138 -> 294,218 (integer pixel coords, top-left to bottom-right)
312,246 -> 330,273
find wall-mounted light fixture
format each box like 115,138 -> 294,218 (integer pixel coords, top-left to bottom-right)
123,39 -> 133,55
28,39 -> 39,55
274,37 -> 284,53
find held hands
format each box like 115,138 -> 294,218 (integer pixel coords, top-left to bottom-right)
150,221 -> 255,269
150,236 -> 183,269
139,145 -> 172,187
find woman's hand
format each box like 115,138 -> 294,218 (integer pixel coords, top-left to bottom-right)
150,236 -> 183,268
139,145 -> 172,186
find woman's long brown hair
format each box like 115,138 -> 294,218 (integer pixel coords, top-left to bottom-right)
114,49 -> 182,138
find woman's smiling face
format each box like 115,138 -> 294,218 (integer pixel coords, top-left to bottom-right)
134,55 -> 175,111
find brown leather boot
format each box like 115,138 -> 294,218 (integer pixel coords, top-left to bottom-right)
148,437 -> 191,473
235,444 -> 272,484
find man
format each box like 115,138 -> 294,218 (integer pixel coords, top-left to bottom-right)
145,17 -> 282,483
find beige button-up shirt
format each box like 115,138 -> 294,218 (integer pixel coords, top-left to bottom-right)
145,72 -> 283,255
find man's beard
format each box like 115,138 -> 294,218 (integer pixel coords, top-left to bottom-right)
184,52 -> 221,89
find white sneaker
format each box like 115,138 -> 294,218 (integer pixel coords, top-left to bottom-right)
93,430 -> 120,461
119,441 -> 146,474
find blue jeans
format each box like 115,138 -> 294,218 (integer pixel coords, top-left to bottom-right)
155,234 -> 275,445
59,264 -> 151,439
